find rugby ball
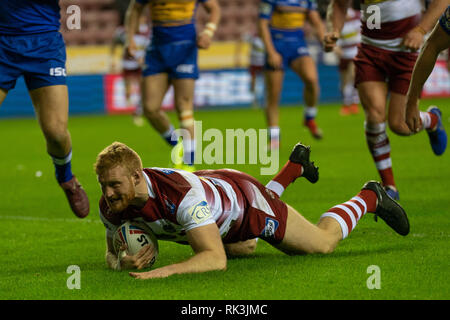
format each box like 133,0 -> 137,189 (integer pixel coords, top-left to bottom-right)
113,221 -> 159,268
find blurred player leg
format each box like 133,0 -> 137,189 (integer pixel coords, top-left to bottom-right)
141,73 -> 178,146
172,78 -> 196,170
29,85 -> 89,218
124,72 -> 145,127
347,62 -> 360,114
124,75 -> 133,107
290,56 -> 322,139
249,68 -> 258,109
340,62 -> 359,115
0,88 -> 7,106
358,81 -> 399,199
265,69 -> 284,150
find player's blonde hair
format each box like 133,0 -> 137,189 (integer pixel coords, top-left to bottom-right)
94,142 -> 143,176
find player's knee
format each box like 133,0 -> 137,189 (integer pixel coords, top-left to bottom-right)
388,118 -> 410,136
303,77 -> 318,89
317,242 -> 336,254
143,108 -> 160,120
243,239 -> 257,254
43,126 -> 69,145
313,238 -> 336,255
365,108 -> 385,124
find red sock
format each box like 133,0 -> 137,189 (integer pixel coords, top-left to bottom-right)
428,112 -> 439,130
320,191 -> 374,239
365,123 -> 396,189
272,161 -> 303,189
356,189 -> 378,213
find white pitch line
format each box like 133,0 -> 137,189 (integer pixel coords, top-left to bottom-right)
0,215 -> 102,224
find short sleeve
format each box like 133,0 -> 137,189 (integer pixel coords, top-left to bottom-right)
176,185 -> 216,232
259,0 -> 274,20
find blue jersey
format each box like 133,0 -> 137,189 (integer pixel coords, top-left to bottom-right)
0,0 -> 61,35
259,0 -> 317,31
439,6 -> 450,36
136,0 -> 207,44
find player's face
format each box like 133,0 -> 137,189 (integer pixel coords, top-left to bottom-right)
98,165 -> 136,213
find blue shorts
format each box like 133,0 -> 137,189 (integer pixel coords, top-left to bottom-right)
0,31 -> 67,91
143,39 -> 199,79
265,29 -> 310,71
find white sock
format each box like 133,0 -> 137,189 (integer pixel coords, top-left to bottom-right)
265,180 -> 284,197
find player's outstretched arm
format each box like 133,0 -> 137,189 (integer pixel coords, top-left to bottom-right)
406,22 -> 450,132
129,223 -> 227,279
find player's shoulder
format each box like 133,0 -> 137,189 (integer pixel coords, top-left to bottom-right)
145,167 -> 202,202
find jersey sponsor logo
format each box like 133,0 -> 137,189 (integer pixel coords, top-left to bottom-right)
160,168 -> 175,174
188,200 -> 212,224
176,64 -> 194,74
259,2 -> 272,15
49,67 -> 67,77
162,194 -> 176,215
297,46 -> 309,55
261,217 -> 279,239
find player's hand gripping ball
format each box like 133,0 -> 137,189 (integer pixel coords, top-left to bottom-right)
113,221 -> 159,269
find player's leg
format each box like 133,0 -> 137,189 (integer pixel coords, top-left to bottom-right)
274,204 -> 341,255
339,61 -> 352,116
123,74 -> 133,106
357,81 -> 398,199
265,69 -> 284,150
29,85 -> 89,218
273,181 -> 409,255
249,67 -> 258,108
141,73 -> 176,145
0,88 -> 7,106
172,78 -> 196,168
347,62 -> 360,114
265,142 -> 318,197
290,55 -> 322,139
339,61 -> 359,115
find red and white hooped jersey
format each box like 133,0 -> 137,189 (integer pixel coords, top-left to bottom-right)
99,168 -> 273,244
360,0 -> 423,52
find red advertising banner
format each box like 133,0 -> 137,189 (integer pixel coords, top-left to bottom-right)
104,74 -> 174,114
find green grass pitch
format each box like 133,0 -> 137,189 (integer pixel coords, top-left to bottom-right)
0,98 -> 449,300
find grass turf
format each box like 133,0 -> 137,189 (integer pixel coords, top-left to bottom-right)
0,98 -> 449,300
